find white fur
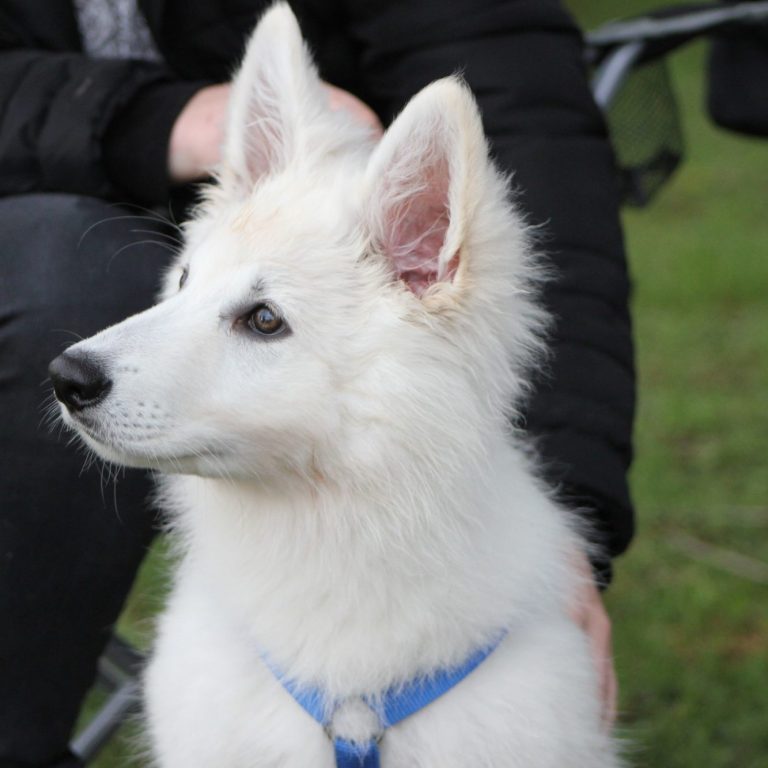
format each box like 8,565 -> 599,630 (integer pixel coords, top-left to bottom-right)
57,4 -> 622,766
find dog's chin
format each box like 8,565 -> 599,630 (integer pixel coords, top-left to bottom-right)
79,430 -> 231,475
61,409 -> 224,476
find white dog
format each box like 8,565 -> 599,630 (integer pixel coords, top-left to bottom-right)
51,4 -> 622,766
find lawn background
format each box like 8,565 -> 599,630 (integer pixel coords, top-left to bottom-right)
82,2 -> 768,765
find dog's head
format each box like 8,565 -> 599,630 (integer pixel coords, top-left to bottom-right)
50,4 -> 546,487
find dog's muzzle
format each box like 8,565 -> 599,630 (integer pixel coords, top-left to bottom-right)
49,350 -> 112,411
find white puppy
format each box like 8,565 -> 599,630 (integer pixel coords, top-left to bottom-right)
51,4 -> 623,766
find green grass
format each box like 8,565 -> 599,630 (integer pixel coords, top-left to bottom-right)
79,4 -> 768,765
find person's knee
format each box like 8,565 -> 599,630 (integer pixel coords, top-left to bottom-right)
0,194 -> 175,402
0,193 -> 174,329
0,195 -> 172,322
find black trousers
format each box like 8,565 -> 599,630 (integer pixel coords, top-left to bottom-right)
0,194 -> 173,767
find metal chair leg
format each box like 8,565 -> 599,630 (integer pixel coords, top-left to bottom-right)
70,636 -> 145,763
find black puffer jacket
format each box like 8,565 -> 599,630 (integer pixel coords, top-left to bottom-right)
0,0 -> 635,580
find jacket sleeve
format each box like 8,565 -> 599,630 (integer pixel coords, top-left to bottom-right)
341,0 -> 635,581
0,44 -> 204,203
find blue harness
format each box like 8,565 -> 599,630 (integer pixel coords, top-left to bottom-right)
263,633 -> 506,767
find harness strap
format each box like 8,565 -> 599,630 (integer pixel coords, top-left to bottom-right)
262,631 -> 506,767
334,736 -> 381,768
377,638 -> 506,728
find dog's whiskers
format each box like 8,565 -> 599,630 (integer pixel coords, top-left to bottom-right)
130,228 -> 185,247
77,211 -> 180,251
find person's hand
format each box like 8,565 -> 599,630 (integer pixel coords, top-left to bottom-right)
321,82 -> 383,138
168,82 -> 383,184
568,548 -> 618,729
169,83 -> 232,184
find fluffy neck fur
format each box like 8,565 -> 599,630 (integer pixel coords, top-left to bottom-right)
167,418 -> 573,698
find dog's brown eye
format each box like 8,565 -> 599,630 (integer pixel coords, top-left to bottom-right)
246,303 -> 285,336
179,266 -> 189,290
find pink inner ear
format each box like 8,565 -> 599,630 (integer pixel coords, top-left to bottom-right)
380,154 -> 455,296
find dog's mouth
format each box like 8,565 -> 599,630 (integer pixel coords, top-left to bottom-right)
62,411 -> 147,467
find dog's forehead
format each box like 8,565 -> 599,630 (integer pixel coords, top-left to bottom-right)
190,175 -> 361,278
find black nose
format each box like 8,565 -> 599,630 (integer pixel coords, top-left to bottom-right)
49,351 -> 112,411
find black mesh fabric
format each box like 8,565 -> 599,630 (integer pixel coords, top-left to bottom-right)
605,58 -> 684,207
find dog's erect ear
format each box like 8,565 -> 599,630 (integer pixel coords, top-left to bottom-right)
222,3 -> 323,193
364,78 -> 487,299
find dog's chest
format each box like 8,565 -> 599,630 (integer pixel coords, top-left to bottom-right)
146,571 -> 613,768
